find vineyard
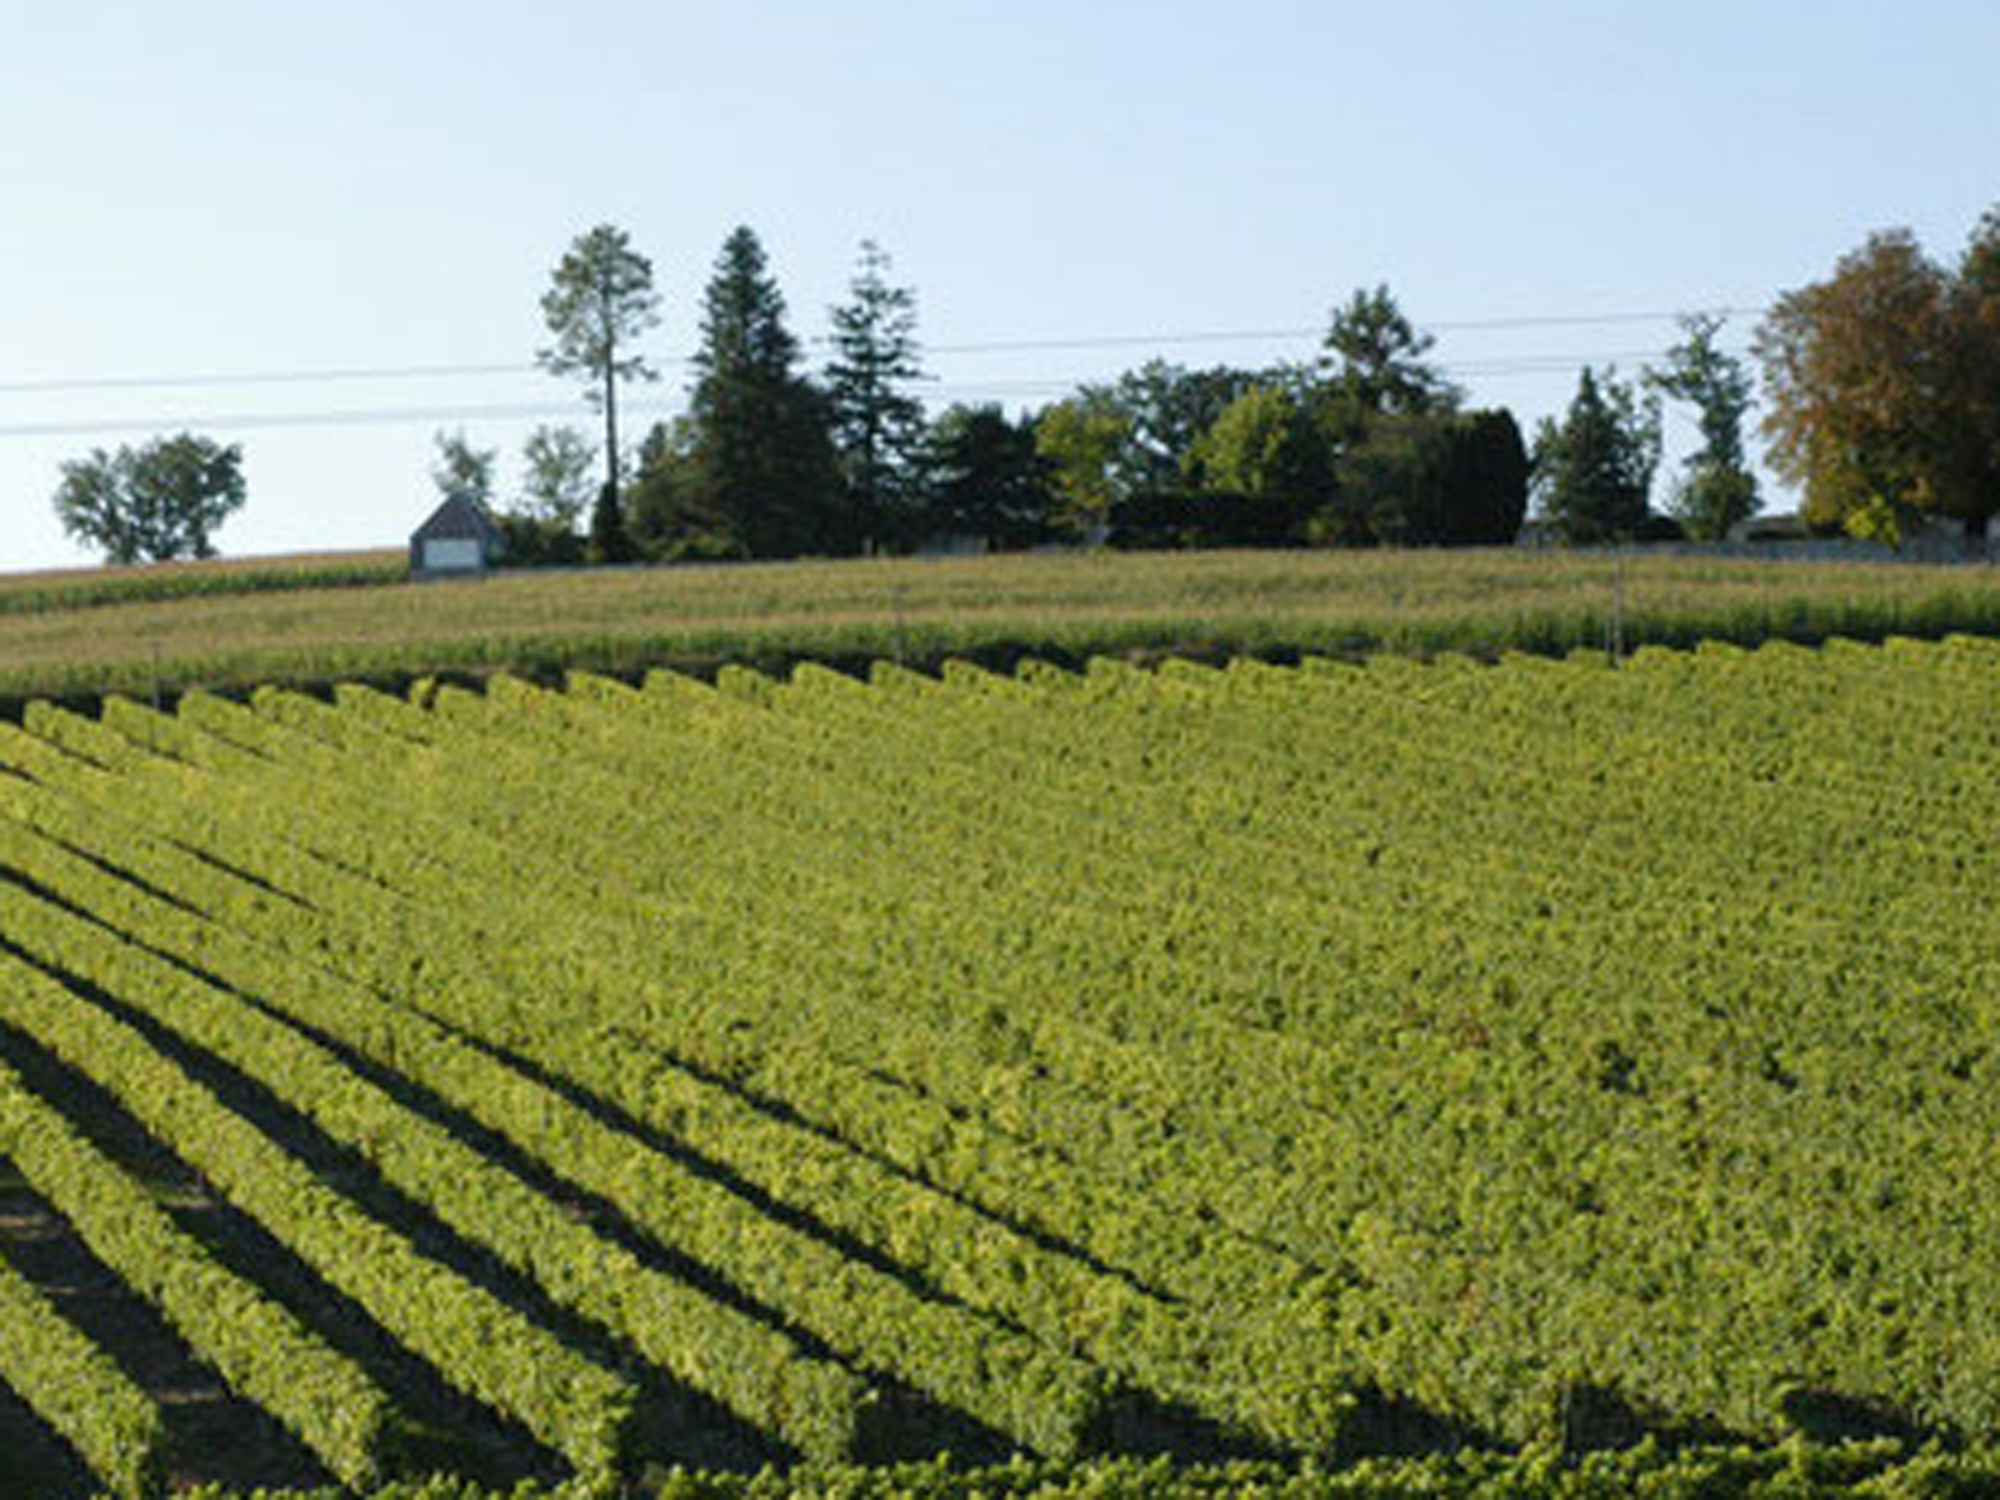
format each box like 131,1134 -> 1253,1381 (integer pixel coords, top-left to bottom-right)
10,546 -> 2000,708
0,638 -> 1998,1496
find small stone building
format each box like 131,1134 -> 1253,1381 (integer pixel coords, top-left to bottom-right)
410,495 -> 505,578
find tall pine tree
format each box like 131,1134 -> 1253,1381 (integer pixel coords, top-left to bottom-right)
1320,284 -> 1459,421
536,224 -> 660,551
684,227 -> 841,557
825,241 -> 927,552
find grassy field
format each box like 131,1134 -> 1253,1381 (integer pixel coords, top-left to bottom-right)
4,546 -> 2000,706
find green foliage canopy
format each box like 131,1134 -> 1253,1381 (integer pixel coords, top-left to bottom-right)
1756,209 -> 2000,546
429,429 -> 496,507
537,223 -> 661,497
53,433 -> 247,564
922,404 -> 1054,547
1646,314 -> 1758,541
1034,392 -> 1132,538
825,241 -> 929,550
1320,283 -> 1460,421
1338,409 -> 1529,547
1105,360 -> 1257,495
1531,367 -> 1661,544
681,227 -> 842,557
1185,383 -> 1332,503
517,425 -> 597,529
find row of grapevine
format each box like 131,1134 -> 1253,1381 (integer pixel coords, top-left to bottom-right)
194,675 -> 1362,1449
0,923 -> 638,1481
0,1148 -> 167,1499
5,638 -> 2000,1487
11,660 -> 1888,1448
328,673 -> 1364,1293
0,1037 -> 397,1490
0,814 -> 871,1464
443,645 -> 2000,1442
0,716 -> 1124,1462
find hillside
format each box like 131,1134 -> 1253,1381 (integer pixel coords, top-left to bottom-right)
6,547 -> 2000,706
1,638 -> 1998,1496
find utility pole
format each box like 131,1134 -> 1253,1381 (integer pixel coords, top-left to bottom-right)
1609,552 -> 1628,662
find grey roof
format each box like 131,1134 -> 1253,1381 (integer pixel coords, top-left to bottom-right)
412,494 -> 504,547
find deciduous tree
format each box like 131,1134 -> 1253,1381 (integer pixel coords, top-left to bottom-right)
430,430 -> 496,507
1185,383 -> 1333,503
486,427 -> 593,566
1037,363 -> 1258,530
54,433 -> 246,564
1104,360 -> 1257,494
1034,393 -> 1131,539
1646,314 -> 1758,540
1756,213 -> 2000,547
518,425 -> 597,529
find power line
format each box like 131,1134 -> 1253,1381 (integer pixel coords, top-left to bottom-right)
0,401 -> 667,441
1446,348 -> 1718,375
0,306 -> 1769,398
924,328 -> 1320,356
1426,306 -> 1765,332
0,302 -> 1766,441
0,344 -> 1750,441
911,311 -> 1763,356
0,361 -> 537,397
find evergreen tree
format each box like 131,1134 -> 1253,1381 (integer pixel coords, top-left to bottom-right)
537,224 -> 661,500
1320,284 -> 1459,421
1532,367 -> 1661,544
1336,410 -> 1528,546
587,480 -> 637,564
825,241 -> 927,551
628,417 -> 747,561
1436,410 -> 1531,545
923,404 -> 1053,547
683,227 -> 841,557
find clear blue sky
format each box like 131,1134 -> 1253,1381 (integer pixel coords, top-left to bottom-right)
4,1 -> 1997,570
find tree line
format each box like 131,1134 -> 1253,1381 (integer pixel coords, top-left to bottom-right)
48,200 -> 2000,564
476,222 -> 1719,565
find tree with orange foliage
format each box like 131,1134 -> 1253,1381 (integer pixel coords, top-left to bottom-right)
1756,208 -> 2000,548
